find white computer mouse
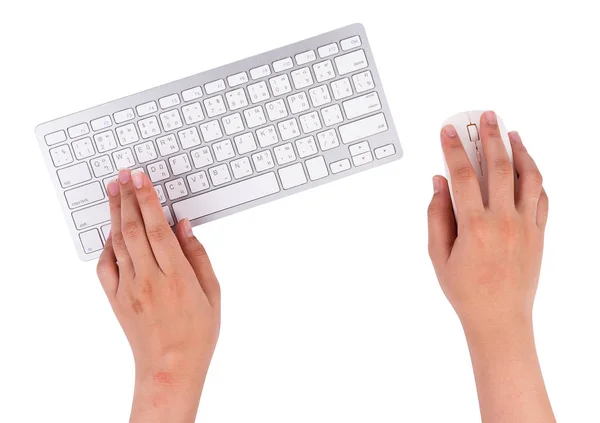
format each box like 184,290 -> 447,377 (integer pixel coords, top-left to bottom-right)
442,111 -> 513,212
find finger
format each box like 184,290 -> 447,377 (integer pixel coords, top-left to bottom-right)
118,169 -> 158,270
97,234 -> 119,299
509,131 -> 544,218
441,125 -> 484,219
427,176 -> 457,264
175,219 -> 221,309
537,188 -> 549,230
479,111 -> 515,211
107,179 -> 133,275
131,170 -> 183,272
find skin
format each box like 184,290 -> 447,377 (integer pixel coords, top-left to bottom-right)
97,110 -> 555,422
428,111 -> 555,422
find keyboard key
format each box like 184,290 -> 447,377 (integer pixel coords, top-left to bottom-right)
191,147 -> 214,169
50,144 -> 74,167
90,155 -> 114,177
173,172 -> 280,221
200,120 -> 223,142
68,123 -> 90,139
157,134 -> 180,156
305,156 -> 328,181
299,112 -> 322,133
321,104 -> 343,126
331,78 -> 353,100
231,157 -> 253,179
256,125 -> 279,148
204,95 -> 227,117
91,116 -> 112,131
252,150 -> 275,171
295,50 -> 316,65
225,88 -> 249,110
291,67 -> 314,90
163,206 -> 175,226
352,71 -> 374,93
374,144 -> 396,159
341,35 -> 362,51
116,123 -> 139,146
318,42 -> 339,58
208,164 -> 232,186
278,163 -> 307,189
166,178 -> 188,200
309,85 -> 332,107
349,141 -> 370,157
269,74 -> 292,96
138,116 -> 161,139
287,92 -> 310,114
352,151 -> 373,166
79,229 -> 103,254
72,137 -> 95,160
243,106 -> 267,128
222,113 -> 244,136
278,118 -> 300,140
181,102 -> 205,125
159,109 -> 183,131
295,136 -> 318,158
317,129 -> 340,151
135,141 -> 158,163
205,79 -> 226,95
339,113 -> 388,144
212,139 -> 235,162
313,60 -> 335,82
227,72 -> 249,87
154,185 -> 167,203
114,108 -> 135,124
343,92 -> 381,120
187,171 -> 210,193
335,49 -> 368,75
148,160 -> 170,182
112,148 -> 136,169
93,130 -> 117,153
182,86 -> 203,102
169,153 -> 192,176
136,101 -> 158,116
330,158 -> 351,174
273,57 -> 293,72
266,99 -> 288,121
45,130 -> 67,146
248,81 -> 270,103
159,93 -> 181,109
250,65 -> 271,80
274,143 -> 296,165
177,127 -> 202,149
72,202 -> 110,230
65,181 -> 105,209
234,133 -> 258,155
57,162 -> 92,188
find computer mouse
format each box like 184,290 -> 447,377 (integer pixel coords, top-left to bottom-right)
441,110 -> 513,212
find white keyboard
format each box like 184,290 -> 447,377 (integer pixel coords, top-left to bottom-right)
35,24 -> 403,261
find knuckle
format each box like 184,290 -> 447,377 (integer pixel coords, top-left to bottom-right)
427,201 -> 446,221
493,158 -> 513,175
523,169 -> 543,186
146,224 -> 169,243
112,232 -> 127,251
122,220 -> 144,239
453,165 -> 475,182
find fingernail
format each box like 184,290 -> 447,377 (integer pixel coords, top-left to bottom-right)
183,219 -> 194,238
119,169 -> 131,184
443,125 -> 457,138
131,170 -> 144,189
432,176 -> 441,194
484,110 -> 497,125
107,181 -> 120,196
508,131 -> 522,143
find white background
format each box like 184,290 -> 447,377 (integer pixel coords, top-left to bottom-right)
1,0 -> 598,421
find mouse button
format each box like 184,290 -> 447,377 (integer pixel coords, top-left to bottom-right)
467,124 -> 480,142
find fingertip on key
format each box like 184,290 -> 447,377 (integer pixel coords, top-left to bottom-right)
131,170 -> 145,189
118,169 -> 131,184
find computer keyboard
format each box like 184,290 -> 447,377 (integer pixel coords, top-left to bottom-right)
35,23 -> 403,261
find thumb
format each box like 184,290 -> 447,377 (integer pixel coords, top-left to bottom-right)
427,176 -> 456,264
175,218 -> 221,308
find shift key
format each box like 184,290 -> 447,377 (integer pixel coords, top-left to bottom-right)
338,113 -> 388,144
72,202 -> 110,230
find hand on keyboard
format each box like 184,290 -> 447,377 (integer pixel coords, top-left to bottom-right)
427,113 -> 554,422
96,169 -> 220,422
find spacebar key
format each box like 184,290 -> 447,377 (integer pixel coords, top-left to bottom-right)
173,172 -> 281,221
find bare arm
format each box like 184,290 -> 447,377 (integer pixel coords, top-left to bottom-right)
427,111 -> 555,422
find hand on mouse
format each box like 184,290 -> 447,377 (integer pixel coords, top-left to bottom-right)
427,111 -> 555,422
96,169 -> 220,423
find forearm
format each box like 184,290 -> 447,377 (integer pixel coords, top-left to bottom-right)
463,317 -> 556,423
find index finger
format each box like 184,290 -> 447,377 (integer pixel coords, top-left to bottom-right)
441,125 -> 484,219
130,170 -> 185,272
